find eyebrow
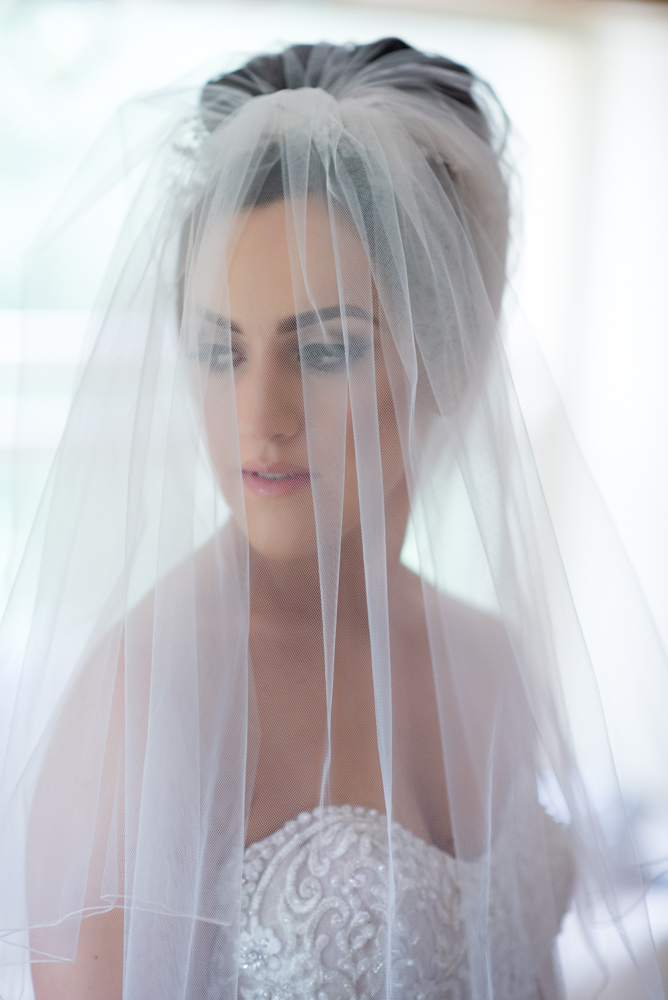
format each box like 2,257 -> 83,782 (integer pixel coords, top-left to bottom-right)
196,307 -> 242,334
276,304 -> 378,334
196,303 -> 377,335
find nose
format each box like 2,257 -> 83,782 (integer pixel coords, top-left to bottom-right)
236,351 -> 303,443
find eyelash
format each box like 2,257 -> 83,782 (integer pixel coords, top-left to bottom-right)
197,336 -> 370,374
300,337 -> 369,371
197,344 -> 240,371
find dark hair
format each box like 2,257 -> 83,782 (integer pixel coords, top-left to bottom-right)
186,38 -> 498,224
178,39 -> 507,331
202,38 -> 483,119
199,39 -> 491,211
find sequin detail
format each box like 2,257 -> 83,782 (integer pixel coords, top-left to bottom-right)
229,804 -> 573,1000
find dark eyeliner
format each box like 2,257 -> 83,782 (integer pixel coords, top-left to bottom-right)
300,336 -> 370,372
197,343 -> 236,371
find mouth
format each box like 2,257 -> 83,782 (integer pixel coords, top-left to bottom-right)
241,463 -> 311,497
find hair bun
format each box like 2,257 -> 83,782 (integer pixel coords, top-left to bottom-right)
201,39 -> 482,133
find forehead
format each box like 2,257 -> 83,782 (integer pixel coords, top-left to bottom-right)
194,198 -> 371,319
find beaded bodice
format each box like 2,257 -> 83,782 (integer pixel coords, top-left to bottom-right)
233,804 -> 573,1000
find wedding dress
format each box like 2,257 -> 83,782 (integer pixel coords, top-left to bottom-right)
231,804 -> 573,1000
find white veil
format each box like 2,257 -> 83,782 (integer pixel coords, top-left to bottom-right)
0,39 -> 665,1000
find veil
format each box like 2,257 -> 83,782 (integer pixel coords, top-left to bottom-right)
0,38 -> 666,1000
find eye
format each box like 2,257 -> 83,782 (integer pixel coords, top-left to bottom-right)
300,342 -> 346,372
197,343 -> 243,372
299,336 -> 370,373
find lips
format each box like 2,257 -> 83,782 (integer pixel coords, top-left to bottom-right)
241,462 -> 311,497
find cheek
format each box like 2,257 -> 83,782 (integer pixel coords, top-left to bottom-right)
375,336 -> 405,492
378,386 -> 403,490
341,376 -> 404,529
202,382 -> 241,489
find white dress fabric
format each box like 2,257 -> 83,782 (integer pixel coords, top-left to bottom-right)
233,805 -> 573,1000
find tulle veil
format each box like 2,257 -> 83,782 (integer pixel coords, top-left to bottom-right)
0,39 -> 666,1000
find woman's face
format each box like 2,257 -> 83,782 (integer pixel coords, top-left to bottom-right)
193,198 -> 405,561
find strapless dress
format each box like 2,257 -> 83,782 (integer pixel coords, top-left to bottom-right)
228,803 -> 573,1000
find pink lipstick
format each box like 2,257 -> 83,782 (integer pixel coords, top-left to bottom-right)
242,462 -> 311,497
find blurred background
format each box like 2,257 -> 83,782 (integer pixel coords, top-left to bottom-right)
0,0 -> 667,996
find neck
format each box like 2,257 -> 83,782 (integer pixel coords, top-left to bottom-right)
249,477 -> 410,631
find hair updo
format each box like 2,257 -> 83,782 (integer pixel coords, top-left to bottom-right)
188,38 -> 509,309
201,38 -> 487,135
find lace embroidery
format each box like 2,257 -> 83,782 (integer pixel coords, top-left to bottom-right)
228,804 -> 573,1000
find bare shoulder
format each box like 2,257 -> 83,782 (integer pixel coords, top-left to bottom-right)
32,908 -> 123,1000
28,538 -> 233,998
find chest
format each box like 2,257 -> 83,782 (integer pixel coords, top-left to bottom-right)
245,621 -> 448,849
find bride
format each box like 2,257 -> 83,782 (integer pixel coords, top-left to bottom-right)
1,37 -> 664,1000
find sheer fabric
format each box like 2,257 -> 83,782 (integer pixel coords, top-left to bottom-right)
0,39 -> 665,1000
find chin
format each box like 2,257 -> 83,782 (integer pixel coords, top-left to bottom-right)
248,532 -> 320,563
242,508 -> 319,563
241,507 -> 365,565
